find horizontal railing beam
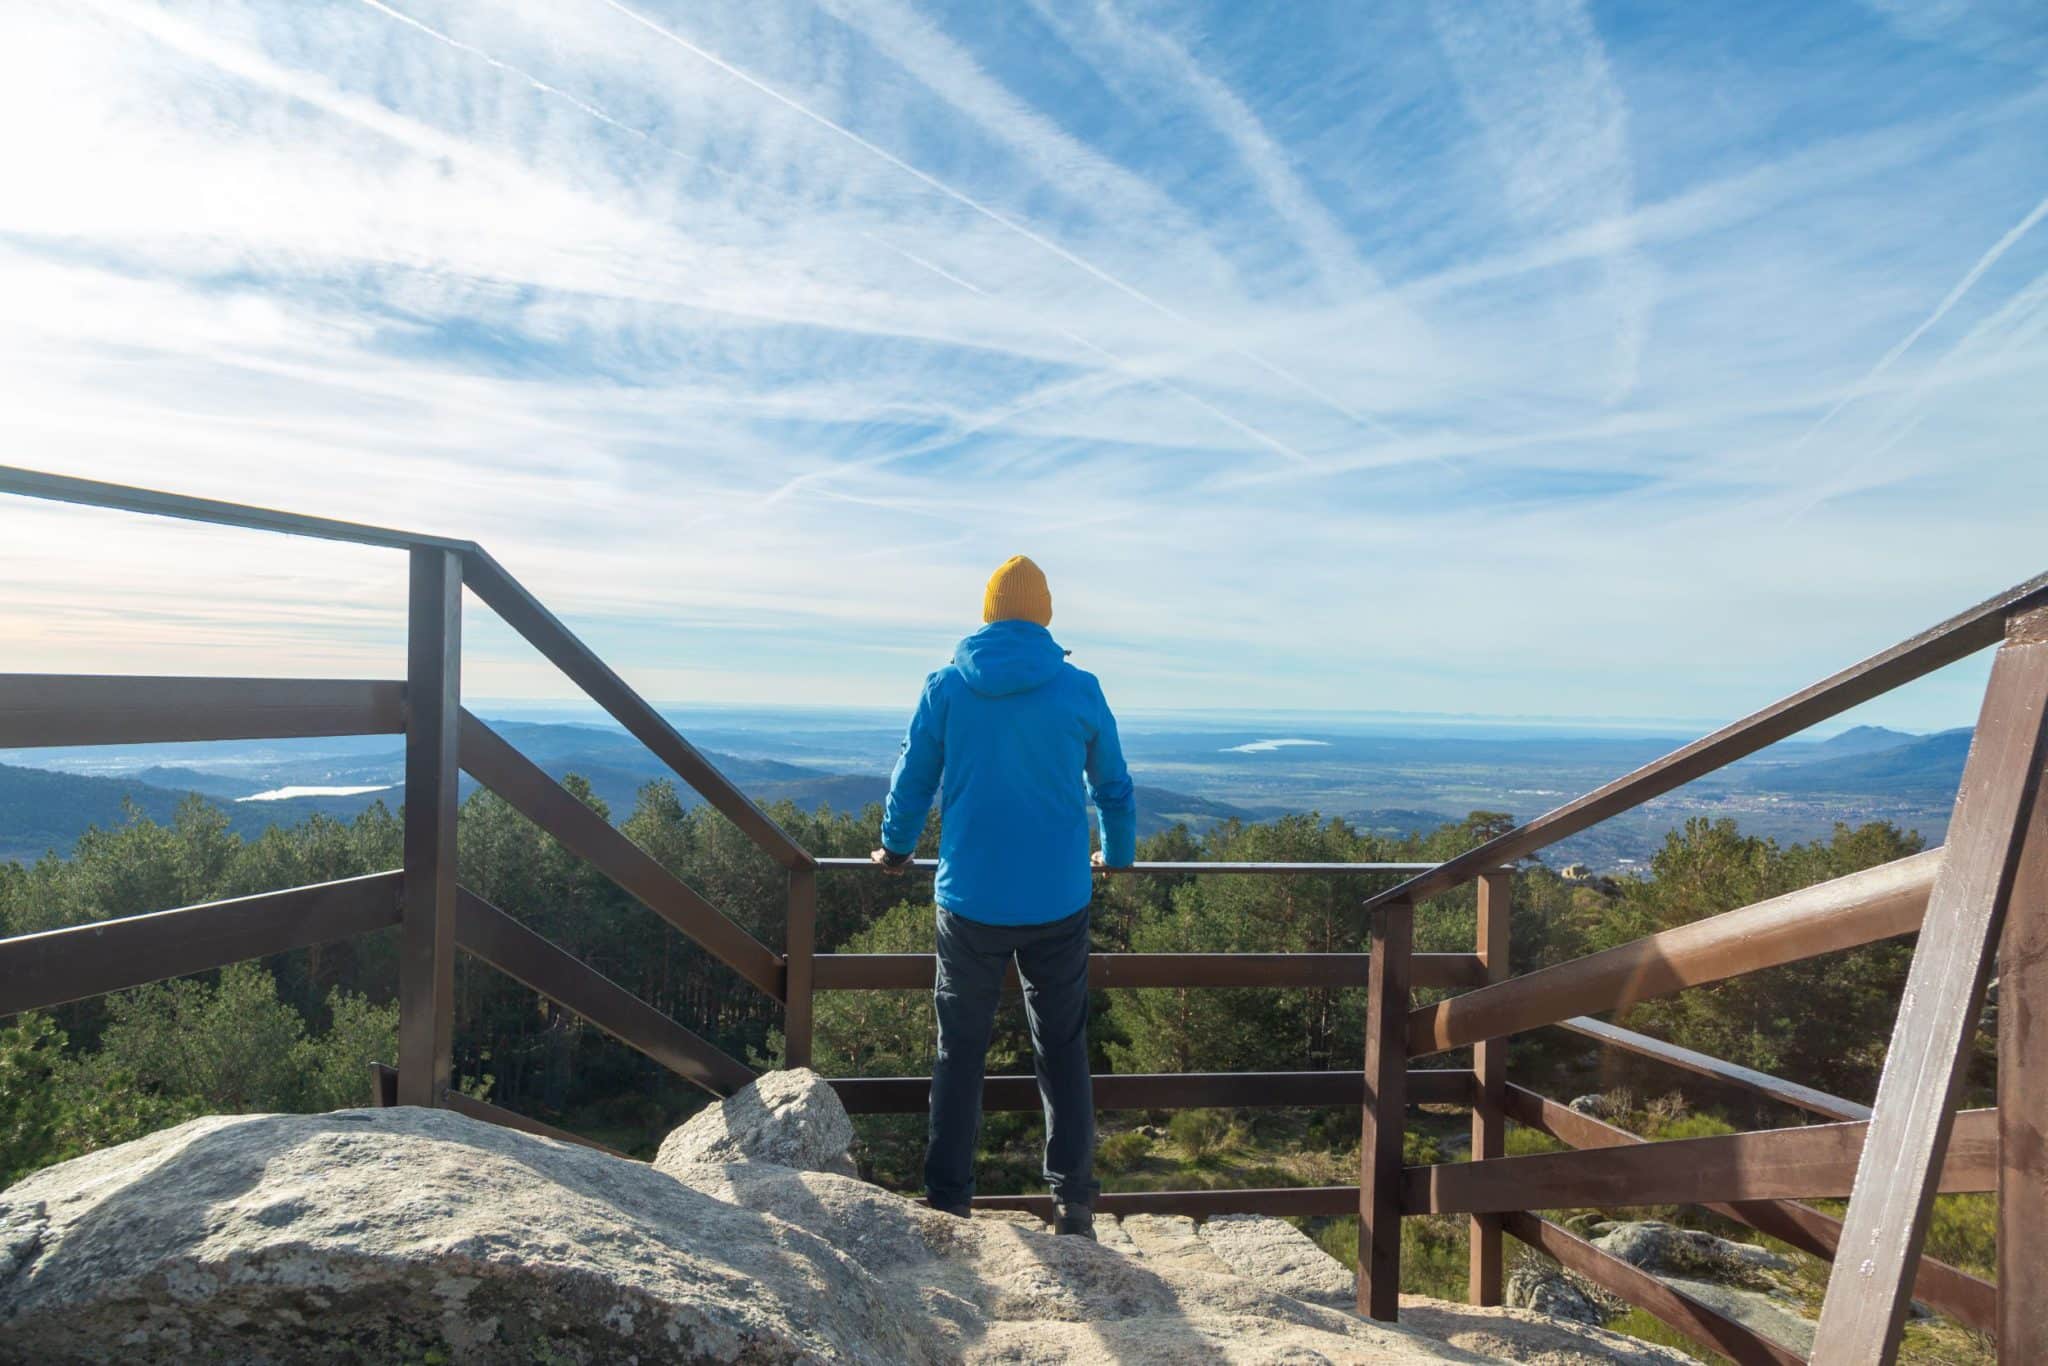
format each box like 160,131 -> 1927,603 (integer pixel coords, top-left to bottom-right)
1406,1107 -> 1997,1215
813,857 -> 1456,876
0,465 -> 475,553
1505,1084 -> 1994,1335
1409,848 -> 1940,1056
1502,1211 -> 1804,1366
813,951 -> 1486,991
976,1186 -> 1357,1220
458,712 -> 784,999
455,888 -> 755,1098
461,550 -> 810,871
0,872 -> 403,1015
830,1068 -> 1472,1114
1557,1016 -> 1872,1122
371,1062 -> 631,1159
0,675 -> 407,749
1363,567 -> 2048,913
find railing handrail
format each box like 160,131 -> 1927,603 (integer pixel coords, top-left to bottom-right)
0,464 -> 475,554
1362,565 -> 2048,913
0,466 -> 808,870
814,857 -> 1471,875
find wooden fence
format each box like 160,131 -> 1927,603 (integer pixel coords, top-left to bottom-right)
1,463 -> 2041,1364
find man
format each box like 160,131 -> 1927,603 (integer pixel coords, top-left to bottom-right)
871,555 -> 1136,1239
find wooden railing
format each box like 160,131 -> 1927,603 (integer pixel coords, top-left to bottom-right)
1,464 -> 2043,1364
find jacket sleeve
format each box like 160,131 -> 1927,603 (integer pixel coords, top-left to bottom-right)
881,675 -> 945,855
1085,679 -> 1137,867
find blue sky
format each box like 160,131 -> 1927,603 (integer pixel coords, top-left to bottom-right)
0,0 -> 2043,733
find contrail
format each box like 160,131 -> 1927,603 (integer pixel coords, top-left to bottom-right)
1798,190 -> 2048,444
589,0 -> 1395,439
352,0 -> 1324,487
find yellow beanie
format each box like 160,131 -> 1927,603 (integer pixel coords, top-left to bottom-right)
983,555 -> 1053,626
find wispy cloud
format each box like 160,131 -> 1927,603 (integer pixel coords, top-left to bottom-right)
0,0 -> 2041,731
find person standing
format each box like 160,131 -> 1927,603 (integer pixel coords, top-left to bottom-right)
871,555 -> 1136,1238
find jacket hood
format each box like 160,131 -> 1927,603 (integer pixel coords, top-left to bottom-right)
953,620 -> 1067,697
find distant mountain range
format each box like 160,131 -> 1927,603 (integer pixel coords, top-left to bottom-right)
1740,728 -> 1972,797
1806,725 -> 1923,759
0,714 -> 1975,867
0,762 -> 387,861
0,718 -> 1273,862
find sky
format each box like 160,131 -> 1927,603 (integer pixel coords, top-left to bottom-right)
0,0 -> 2044,734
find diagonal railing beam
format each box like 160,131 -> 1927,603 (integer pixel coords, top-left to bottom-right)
1364,569 -> 2048,913
458,711 -> 784,999
461,549 -> 809,870
1503,1211 -> 1804,1366
455,888 -> 755,1097
1506,1084 -> 1994,1336
1556,1016 -> 1871,1122
1409,848 -> 1939,1056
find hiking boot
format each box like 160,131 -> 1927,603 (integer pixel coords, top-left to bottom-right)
930,1199 -> 972,1219
1053,1202 -> 1096,1240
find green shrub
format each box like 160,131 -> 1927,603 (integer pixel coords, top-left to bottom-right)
1645,1111 -> 1736,1142
1506,1123 -> 1564,1156
1096,1128 -> 1153,1173
1170,1109 -> 1230,1163
1923,1193 -> 1997,1279
1403,1129 -> 1443,1165
1310,1213 -> 1468,1299
1607,1307 -> 1729,1363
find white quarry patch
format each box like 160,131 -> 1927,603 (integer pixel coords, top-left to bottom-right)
236,784 -> 393,802
1220,738 -> 1332,754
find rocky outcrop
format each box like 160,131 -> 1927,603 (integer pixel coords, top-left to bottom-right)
672,1159 -> 1496,1364
0,1107 -> 933,1365
1193,1214 -> 1687,1366
0,1072 -> 1697,1364
1589,1221 -> 1788,1287
1504,1264 -> 1608,1328
654,1066 -> 860,1178
1588,1220 -> 1814,1355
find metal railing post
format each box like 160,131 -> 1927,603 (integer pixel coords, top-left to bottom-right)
1358,898 -> 1414,1320
397,547 -> 462,1106
1469,869 -> 1510,1305
784,866 -> 817,1069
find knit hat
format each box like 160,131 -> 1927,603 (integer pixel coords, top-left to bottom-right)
982,555 -> 1053,626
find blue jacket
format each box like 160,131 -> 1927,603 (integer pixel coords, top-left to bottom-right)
881,620 -> 1136,925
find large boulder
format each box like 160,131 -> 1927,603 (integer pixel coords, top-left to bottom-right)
0,1107 -> 931,1365
654,1067 -> 859,1178
0,1070 -> 1702,1364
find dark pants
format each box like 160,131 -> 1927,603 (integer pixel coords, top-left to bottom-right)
925,903 -> 1097,1210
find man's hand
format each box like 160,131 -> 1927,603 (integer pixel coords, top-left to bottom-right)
1091,850 -> 1108,874
871,847 -> 912,876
